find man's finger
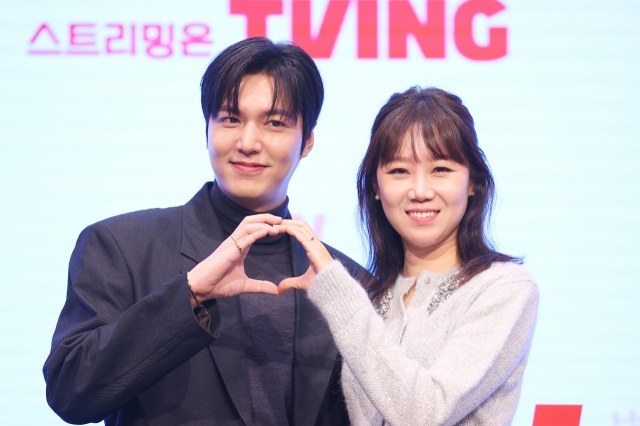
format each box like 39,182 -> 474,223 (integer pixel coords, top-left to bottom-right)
243,279 -> 279,295
240,227 -> 279,246
235,222 -> 284,239
241,214 -> 284,226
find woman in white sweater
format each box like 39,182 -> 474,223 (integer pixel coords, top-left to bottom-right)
277,87 -> 539,425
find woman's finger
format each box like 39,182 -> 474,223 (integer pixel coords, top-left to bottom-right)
276,222 -> 317,245
277,277 -> 299,295
281,221 -> 320,246
278,266 -> 316,294
277,226 -> 333,272
280,219 -> 315,236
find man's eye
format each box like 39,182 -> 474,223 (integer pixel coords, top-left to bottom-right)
219,116 -> 239,123
268,120 -> 286,127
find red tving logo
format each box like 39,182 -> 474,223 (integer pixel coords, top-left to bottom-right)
27,0 -> 507,61
532,405 -> 582,426
232,0 -> 507,60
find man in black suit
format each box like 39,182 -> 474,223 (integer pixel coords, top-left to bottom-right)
44,37 -> 364,426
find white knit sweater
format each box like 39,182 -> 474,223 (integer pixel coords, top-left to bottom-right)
307,261 -> 539,426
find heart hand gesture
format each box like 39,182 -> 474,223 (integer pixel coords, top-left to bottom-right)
276,219 -> 334,294
187,214 -> 283,307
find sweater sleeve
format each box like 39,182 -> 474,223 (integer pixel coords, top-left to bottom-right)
307,261 -> 539,426
43,223 -> 217,424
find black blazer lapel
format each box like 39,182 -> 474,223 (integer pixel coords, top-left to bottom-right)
290,236 -> 340,426
180,183 -> 253,426
207,297 -> 253,426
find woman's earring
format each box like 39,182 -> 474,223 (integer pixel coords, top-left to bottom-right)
374,194 -> 380,200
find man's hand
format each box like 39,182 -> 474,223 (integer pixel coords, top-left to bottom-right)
275,219 -> 334,294
187,214 -> 283,307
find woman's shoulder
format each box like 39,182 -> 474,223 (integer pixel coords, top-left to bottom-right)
470,261 -> 538,298
454,262 -> 539,319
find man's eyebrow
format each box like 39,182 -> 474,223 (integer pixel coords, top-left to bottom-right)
266,108 -> 295,119
216,105 -> 234,115
215,106 -> 295,120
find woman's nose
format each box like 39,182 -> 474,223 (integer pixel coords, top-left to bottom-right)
409,177 -> 435,201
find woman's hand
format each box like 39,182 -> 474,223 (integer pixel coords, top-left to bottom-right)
276,219 -> 334,294
187,214 -> 283,306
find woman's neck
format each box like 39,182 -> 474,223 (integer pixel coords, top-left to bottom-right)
401,237 -> 459,278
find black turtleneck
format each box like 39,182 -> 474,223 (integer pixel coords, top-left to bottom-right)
209,182 -> 295,426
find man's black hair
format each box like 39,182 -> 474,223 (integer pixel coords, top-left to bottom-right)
201,37 -> 324,149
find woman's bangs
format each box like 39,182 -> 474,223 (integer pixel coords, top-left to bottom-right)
377,117 -> 467,167
419,120 -> 467,166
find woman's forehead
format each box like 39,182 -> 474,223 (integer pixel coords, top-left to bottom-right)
389,133 -> 436,161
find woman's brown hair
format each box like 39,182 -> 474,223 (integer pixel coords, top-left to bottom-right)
357,87 -> 520,303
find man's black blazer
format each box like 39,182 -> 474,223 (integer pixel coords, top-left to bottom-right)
44,182 -> 364,425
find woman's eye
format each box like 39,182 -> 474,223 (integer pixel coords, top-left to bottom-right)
433,167 -> 451,173
389,168 -> 408,175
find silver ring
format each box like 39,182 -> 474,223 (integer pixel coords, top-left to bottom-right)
308,236 -> 315,241
230,235 -> 244,253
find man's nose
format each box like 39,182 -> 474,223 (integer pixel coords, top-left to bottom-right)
236,122 -> 262,154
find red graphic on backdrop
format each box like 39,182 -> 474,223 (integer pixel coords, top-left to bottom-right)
454,0 -> 507,60
388,0 -> 445,58
28,23 -> 213,57
292,0 -> 351,58
532,405 -> 583,426
230,0 -> 283,38
231,0 -> 508,60
28,0 -> 507,60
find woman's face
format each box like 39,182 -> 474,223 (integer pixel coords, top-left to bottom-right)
376,135 -> 473,257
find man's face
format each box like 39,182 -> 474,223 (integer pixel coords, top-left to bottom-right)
207,73 -> 314,212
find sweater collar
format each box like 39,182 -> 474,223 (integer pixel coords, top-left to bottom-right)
395,266 -> 461,296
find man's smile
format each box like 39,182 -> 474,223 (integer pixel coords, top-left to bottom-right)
230,161 -> 268,173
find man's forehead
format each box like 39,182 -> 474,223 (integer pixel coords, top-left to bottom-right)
216,73 -> 299,120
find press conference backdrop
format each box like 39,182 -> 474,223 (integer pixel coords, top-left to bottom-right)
1,0 -> 638,424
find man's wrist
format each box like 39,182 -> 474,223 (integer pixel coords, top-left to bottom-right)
186,272 -> 205,310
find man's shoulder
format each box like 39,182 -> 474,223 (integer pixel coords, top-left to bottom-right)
323,243 -> 368,280
84,183 -> 212,240
90,206 -> 183,236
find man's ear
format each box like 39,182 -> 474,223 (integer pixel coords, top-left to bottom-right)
205,118 -> 211,148
300,131 -> 314,158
